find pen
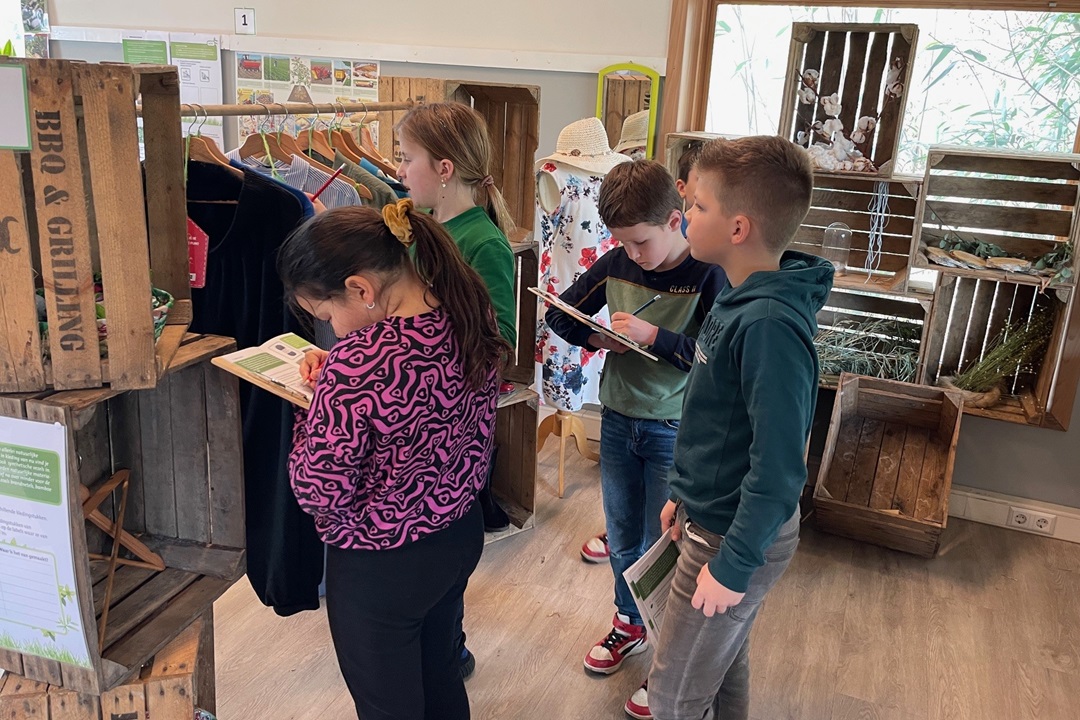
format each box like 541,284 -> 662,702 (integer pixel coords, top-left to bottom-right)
630,294 -> 662,316
310,165 -> 347,202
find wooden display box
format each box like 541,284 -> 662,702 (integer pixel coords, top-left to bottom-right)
0,335 -> 244,695
378,77 -> 540,231
920,276 -> 1080,431
909,146 -> 1080,290
490,386 -> 539,537
796,173 -> 923,293
0,616 -> 215,718
814,374 -> 963,558
663,131 -> 741,178
816,286 -> 932,388
0,59 -> 192,394
779,23 -> 919,176
0,613 -> 215,719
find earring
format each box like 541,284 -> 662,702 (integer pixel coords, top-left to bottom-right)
440,182 -> 446,189
366,301 -> 375,310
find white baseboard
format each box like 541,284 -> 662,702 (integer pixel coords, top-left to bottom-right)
948,485 -> 1080,544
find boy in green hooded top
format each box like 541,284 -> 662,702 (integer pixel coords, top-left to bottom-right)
645,136 -> 833,720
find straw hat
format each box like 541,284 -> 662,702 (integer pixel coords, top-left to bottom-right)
614,110 -> 649,154
535,117 -> 631,176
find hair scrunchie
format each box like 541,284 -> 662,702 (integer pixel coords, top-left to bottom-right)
480,175 -> 495,188
382,198 -> 415,247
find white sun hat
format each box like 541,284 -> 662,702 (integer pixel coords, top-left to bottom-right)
613,110 -> 650,154
535,117 -> 632,176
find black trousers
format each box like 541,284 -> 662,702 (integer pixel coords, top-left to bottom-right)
325,502 -> 484,720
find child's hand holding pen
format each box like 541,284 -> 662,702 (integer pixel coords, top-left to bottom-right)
610,294 -> 661,346
300,348 -> 330,387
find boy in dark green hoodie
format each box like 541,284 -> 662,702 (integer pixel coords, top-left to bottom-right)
646,136 -> 833,720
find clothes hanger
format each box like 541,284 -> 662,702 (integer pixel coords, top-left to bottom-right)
297,104 -> 337,163
345,103 -> 399,179
329,102 -> 364,165
237,104 -> 293,166
190,104 -> 243,177
184,106 -> 243,183
185,107 -> 241,204
292,104 -> 371,200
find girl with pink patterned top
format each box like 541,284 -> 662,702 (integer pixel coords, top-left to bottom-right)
279,199 -> 509,720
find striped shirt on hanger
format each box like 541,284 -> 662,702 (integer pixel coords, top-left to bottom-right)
225,150 -> 363,209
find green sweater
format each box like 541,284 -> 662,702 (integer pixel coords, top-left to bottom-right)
443,206 -> 517,348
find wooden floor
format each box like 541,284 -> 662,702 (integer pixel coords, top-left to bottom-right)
214,441 -> 1080,720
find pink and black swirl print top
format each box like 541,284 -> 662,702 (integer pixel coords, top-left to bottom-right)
288,307 -> 499,550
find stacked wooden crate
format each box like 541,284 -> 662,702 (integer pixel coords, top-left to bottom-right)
0,334 -> 245,695
0,59 -> 192,394
0,59 -> 241,703
0,614 -> 215,719
600,72 -> 652,150
377,77 -> 541,231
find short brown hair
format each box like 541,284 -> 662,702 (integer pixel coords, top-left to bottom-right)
677,142 -> 703,182
598,160 -> 684,229
697,136 -> 814,251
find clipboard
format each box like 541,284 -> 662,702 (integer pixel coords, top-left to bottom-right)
211,355 -> 313,409
531,287 -> 659,361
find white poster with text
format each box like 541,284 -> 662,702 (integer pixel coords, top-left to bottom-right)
0,416 -> 90,667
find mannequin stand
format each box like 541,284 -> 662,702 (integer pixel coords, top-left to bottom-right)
537,409 -> 599,497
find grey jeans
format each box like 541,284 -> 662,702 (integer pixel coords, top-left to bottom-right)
648,505 -> 800,720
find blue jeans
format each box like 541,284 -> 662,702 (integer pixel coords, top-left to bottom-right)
600,407 -> 679,625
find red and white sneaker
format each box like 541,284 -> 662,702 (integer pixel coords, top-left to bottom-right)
583,613 -> 648,674
624,680 -> 651,719
580,533 -> 610,563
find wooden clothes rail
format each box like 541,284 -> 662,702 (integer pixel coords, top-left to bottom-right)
134,99 -> 416,118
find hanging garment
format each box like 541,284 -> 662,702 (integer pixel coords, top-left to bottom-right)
309,149 -> 397,209
186,161 -> 324,617
225,150 -> 363,209
359,157 -> 409,198
534,161 -> 619,412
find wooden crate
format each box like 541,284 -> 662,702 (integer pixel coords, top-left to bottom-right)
504,237 -> 539,384
0,335 -> 244,694
663,130 -> 742,179
796,173 -> 924,293
0,59 -> 192,394
0,613 -> 215,718
816,286 -> 932,387
920,276 -> 1080,431
779,23 -> 919,176
601,72 -> 652,150
909,146 -> 1080,289
490,386 -> 539,540
813,374 -> 963,558
378,77 -> 541,231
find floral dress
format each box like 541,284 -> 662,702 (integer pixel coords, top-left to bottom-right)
534,161 -> 619,412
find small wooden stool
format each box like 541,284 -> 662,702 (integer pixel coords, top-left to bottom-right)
537,408 -> 599,497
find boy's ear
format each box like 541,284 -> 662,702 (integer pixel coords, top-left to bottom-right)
675,178 -> 687,197
667,208 -> 683,233
730,215 -> 752,247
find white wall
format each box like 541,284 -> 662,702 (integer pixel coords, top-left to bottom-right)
50,0 -> 670,61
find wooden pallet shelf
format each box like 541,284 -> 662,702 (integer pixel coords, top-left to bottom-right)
920,276 -> 1080,431
0,613 -> 215,719
0,335 -> 244,694
910,146 -> 1080,290
0,60 -> 192,394
779,23 -> 919,176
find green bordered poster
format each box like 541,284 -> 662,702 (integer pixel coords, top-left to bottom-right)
0,416 -> 91,667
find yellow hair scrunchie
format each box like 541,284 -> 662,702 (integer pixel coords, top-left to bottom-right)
382,198 -> 415,248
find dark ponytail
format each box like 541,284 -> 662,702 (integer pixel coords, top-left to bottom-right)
277,204 -> 510,390
403,207 -> 512,389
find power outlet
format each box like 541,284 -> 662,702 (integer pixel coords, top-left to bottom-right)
1007,506 -> 1057,536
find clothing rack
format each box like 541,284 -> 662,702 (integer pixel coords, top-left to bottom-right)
134,99 -> 416,119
